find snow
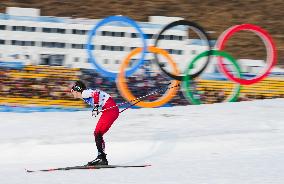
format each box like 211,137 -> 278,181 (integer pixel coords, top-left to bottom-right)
0,99 -> 284,184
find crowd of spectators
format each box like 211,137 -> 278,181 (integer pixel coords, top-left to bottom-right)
80,68 -> 189,106
0,67 -> 74,100
0,66 -> 282,107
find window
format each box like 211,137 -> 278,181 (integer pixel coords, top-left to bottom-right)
13,26 -> 21,31
101,31 -> 107,36
74,57 -> 80,62
101,31 -> 125,37
146,34 -> 154,39
100,45 -> 124,51
57,28 -> 65,34
177,50 -> 183,55
50,55 -> 65,66
115,46 -> 121,51
103,59 -> 109,64
0,25 -> 6,30
0,40 -> 5,44
42,42 -> 65,48
42,28 -> 65,34
42,28 -> 51,33
39,54 -> 65,66
159,35 -> 165,40
72,44 -> 85,49
40,54 -> 50,65
26,27 -> 36,32
105,31 -> 112,36
11,26 -> 36,32
131,33 -> 139,38
191,50 -> 197,55
165,49 -> 171,54
14,54 -> 19,59
172,35 -> 183,41
172,35 -> 179,40
113,32 -> 125,37
12,40 -> 24,46
171,49 -> 183,55
165,35 -> 171,40
55,42 -> 65,48
106,46 -> 111,51
25,41 -> 35,46
120,32 -> 125,37
164,35 -> 169,40
72,29 -> 87,35
89,45 -> 95,50
115,60 -> 120,64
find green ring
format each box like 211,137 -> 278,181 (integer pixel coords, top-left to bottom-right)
182,50 -> 242,105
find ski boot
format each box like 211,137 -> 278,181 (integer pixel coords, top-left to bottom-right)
86,153 -> 108,166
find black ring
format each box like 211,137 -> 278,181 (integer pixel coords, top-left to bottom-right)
153,20 -> 212,81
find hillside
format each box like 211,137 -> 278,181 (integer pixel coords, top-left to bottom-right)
0,0 -> 283,64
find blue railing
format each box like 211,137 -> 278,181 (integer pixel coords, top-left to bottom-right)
0,61 -> 25,69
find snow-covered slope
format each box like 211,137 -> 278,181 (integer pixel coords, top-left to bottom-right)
0,99 -> 284,184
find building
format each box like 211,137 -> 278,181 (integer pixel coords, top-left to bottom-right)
0,7 -> 211,72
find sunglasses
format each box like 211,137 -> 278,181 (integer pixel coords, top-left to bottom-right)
70,85 -> 82,92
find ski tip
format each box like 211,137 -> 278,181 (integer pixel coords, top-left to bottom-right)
25,169 -> 34,173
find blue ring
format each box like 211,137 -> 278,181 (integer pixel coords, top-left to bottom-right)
87,16 -> 147,79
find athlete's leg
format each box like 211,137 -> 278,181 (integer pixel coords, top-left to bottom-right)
94,98 -> 119,156
94,132 -> 105,156
94,110 -> 119,154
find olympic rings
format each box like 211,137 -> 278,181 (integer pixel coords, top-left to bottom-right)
87,15 -> 147,79
86,17 -> 277,107
182,50 -> 241,105
153,20 -> 211,81
216,24 -> 277,85
117,46 -> 180,108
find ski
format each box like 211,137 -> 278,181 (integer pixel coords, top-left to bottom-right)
26,164 -> 151,173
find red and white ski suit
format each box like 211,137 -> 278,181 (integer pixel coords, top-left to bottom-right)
82,89 -> 119,150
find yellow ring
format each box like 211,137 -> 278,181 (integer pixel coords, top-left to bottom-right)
116,46 -> 180,108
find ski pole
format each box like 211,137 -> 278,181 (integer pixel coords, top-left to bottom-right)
118,82 -> 178,113
92,82 -> 180,117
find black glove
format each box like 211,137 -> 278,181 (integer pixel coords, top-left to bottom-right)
92,104 -> 100,116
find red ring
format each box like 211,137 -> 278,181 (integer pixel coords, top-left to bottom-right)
216,24 -> 277,85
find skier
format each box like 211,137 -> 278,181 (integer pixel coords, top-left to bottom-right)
70,80 -> 119,166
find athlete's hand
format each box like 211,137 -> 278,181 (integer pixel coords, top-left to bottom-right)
92,105 -> 100,116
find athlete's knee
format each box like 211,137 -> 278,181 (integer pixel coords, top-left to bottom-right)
94,131 -> 102,138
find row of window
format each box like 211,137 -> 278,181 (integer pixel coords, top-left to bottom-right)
0,39 -> 93,49
100,32 -> 182,40
102,59 -> 148,65
0,39 -> 184,55
131,33 -> 183,40
0,25 -> 185,40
